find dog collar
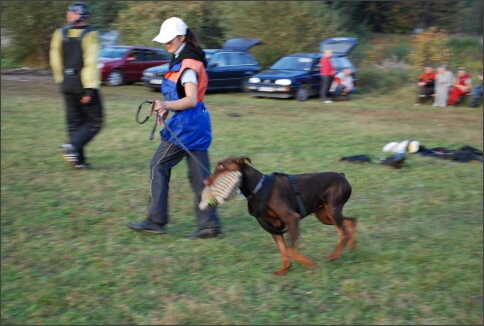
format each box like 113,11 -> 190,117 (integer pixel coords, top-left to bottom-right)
251,175 -> 265,195
240,174 -> 265,200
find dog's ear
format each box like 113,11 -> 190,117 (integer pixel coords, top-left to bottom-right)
239,156 -> 252,165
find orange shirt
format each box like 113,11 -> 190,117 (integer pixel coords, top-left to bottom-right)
419,72 -> 436,84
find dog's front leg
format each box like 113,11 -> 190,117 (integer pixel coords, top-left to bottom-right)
271,234 -> 291,275
286,216 -> 315,268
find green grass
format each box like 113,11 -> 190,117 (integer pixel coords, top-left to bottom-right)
1,78 -> 483,325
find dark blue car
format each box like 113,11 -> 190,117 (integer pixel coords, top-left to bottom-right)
142,38 -> 262,92
245,37 -> 358,101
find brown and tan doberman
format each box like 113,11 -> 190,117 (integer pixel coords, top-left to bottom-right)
204,156 -> 357,275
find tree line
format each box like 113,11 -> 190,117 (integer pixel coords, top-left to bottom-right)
1,1 -> 482,68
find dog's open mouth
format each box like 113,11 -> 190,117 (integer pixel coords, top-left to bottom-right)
199,171 -> 242,210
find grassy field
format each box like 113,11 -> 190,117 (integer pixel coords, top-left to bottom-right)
1,75 -> 483,325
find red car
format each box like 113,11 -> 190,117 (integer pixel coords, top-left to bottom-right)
98,45 -> 170,86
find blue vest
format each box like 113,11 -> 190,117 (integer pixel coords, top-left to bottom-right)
160,60 -> 212,151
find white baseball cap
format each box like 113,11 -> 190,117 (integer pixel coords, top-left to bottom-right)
153,17 -> 187,43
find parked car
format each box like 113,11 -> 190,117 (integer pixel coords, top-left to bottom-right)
98,45 -> 170,86
245,37 -> 358,101
141,38 -> 262,92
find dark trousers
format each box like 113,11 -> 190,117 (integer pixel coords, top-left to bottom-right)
320,75 -> 333,100
470,85 -> 483,107
63,89 -> 104,164
148,140 -> 220,230
332,85 -> 354,97
416,86 -> 434,103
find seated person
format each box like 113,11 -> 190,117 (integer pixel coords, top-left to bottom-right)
469,73 -> 483,108
414,66 -> 435,105
448,67 -> 472,106
433,65 -> 453,107
329,67 -> 355,100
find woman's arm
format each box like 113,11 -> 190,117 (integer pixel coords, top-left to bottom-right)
154,82 -> 198,112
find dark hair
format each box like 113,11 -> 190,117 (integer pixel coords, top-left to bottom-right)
185,28 -> 201,48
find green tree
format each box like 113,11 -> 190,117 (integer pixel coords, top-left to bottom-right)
218,1 -> 349,67
1,0 -> 125,67
1,1 -> 67,67
112,1 -> 224,48
407,27 -> 452,79
331,0 -> 481,35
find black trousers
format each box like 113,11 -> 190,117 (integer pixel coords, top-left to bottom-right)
148,140 -> 220,230
63,89 -> 104,164
416,86 -> 435,103
320,75 -> 334,100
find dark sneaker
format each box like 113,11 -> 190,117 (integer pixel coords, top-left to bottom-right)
74,163 -> 91,170
185,228 -> 222,239
59,144 -> 79,167
127,220 -> 166,234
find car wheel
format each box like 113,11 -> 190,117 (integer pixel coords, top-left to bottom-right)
296,84 -> 309,101
240,76 -> 250,92
107,70 -> 124,87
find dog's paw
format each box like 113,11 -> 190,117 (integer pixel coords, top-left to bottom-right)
274,269 -> 289,276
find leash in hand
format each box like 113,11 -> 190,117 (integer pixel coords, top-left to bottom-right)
135,100 -> 212,175
136,100 -> 160,141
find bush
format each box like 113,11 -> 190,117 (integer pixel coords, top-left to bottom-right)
387,42 -> 411,61
446,36 -> 483,74
407,27 -> 452,79
356,66 -> 410,94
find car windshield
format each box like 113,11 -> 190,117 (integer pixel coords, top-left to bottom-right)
271,57 -> 313,71
99,47 -> 129,59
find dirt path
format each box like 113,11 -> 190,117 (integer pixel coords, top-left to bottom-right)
1,68 -> 55,83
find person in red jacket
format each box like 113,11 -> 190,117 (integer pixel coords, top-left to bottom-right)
413,66 -> 436,105
319,49 -> 336,103
448,67 -> 472,106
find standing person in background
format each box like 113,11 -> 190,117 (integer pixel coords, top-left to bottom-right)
127,17 -> 222,239
448,67 -> 472,106
413,66 -> 436,106
50,2 -> 104,169
469,72 -> 483,108
432,65 -> 454,107
319,49 -> 336,103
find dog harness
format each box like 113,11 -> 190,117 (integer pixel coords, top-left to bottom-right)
247,173 -> 308,235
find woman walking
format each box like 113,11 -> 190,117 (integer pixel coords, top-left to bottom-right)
127,17 -> 221,239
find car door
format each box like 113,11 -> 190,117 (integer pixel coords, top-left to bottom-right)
206,52 -> 230,89
124,48 -> 168,82
310,57 -> 322,96
123,48 -> 142,82
135,49 -> 168,81
214,52 -> 246,89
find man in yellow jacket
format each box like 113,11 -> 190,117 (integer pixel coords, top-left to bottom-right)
50,2 -> 104,169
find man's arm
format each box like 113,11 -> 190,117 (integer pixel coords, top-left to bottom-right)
81,30 -> 101,92
49,29 -> 64,83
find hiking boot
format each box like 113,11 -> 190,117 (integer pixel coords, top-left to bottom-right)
59,144 -> 79,167
127,220 -> 166,234
185,228 -> 222,239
